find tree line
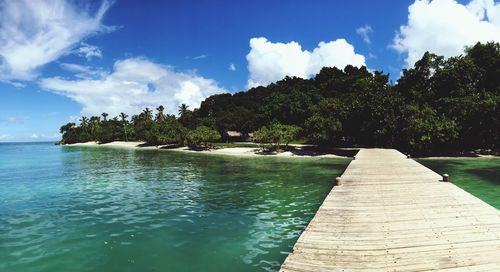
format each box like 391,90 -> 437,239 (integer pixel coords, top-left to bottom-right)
60,105 -> 222,148
60,42 -> 500,154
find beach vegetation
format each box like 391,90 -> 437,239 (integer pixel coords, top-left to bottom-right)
60,42 -> 500,155
186,126 -> 221,148
254,123 -> 300,151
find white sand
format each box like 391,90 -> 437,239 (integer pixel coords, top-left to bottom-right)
67,141 -> 346,159
69,141 -> 150,148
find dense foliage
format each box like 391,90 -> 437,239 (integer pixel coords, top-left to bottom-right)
186,126 -> 222,148
61,42 -> 500,154
60,105 -> 221,148
254,123 -> 300,151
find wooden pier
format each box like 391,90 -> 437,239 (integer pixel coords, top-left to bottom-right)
281,149 -> 500,272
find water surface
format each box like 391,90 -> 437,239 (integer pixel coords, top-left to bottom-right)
0,142 -> 348,272
418,158 -> 500,209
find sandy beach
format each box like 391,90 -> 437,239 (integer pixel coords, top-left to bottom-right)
67,141 -> 348,159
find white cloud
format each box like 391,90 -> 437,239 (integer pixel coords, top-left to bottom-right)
356,25 -> 374,44
0,134 -> 10,140
392,0 -> 500,67
229,63 -> 236,71
75,42 -> 102,60
9,81 -> 26,88
31,133 -> 39,139
246,37 -> 366,88
193,54 -> 207,60
0,0 -> 113,82
60,63 -> 106,79
40,58 -> 226,117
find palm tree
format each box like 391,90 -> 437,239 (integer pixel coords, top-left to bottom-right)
119,113 -> 128,122
79,116 -> 89,127
142,108 -> 153,121
79,116 -> 89,135
131,114 -> 139,124
89,116 -> 101,140
155,105 -> 165,122
101,112 -> 109,122
178,104 -> 189,117
119,112 -> 129,142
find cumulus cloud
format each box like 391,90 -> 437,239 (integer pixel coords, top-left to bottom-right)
0,134 -> 10,140
392,0 -> 500,67
246,37 -> 366,88
0,0 -> 113,82
75,42 -> 102,60
229,63 -> 236,71
40,58 -> 226,117
356,25 -> 374,44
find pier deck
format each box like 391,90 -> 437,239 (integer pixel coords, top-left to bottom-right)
281,149 -> 500,272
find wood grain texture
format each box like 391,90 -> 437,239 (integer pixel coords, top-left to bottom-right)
281,149 -> 500,272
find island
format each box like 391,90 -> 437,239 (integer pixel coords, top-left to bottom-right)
61,42 -> 500,158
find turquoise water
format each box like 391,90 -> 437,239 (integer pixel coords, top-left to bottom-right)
0,142 -> 348,272
418,158 -> 500,209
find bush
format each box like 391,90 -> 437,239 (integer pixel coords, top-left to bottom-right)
186,126 -> 221,148
253,123 -> 300,151
149,117 -> 187,146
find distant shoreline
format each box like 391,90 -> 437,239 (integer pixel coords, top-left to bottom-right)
65,141 -> 350,159
63,141 -> 500,159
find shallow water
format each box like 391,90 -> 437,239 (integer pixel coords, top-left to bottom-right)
418,158 -> 500,209
0,142 -> 348,272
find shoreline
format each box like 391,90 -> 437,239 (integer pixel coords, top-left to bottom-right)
66,141 -> 349,159
418,155 -> 499,159
64,141 -> 500,159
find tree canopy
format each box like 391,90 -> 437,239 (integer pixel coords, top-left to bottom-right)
61,42 -> 500,154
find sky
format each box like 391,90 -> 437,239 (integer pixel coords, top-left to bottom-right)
1,0 -> 500,142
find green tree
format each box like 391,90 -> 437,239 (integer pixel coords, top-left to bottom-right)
119,112 -> 129,141
186,126 -> 221,148
77,117 -> 92,142
88,116 -> 101,141
97,117 -> 124,143
155,116 -> 187,146
253,123 -> 300,151
304,98 -> 343,145
101,112 -> 109,122
155,105 -> 166,122
60,122 -> 79,144
58,42 -> 500,153
178,104 -> 189,116
133,108 -> 155,141
397,104 -> 458,153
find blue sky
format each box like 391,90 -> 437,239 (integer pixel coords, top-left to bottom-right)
1,0 -> 499,142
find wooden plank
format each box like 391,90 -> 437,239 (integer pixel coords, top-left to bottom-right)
280,149 -> 500,272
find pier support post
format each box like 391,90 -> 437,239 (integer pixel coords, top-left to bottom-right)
335,177 -> 342,186
442,174 -> 450,182
407,154 -> 411,159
